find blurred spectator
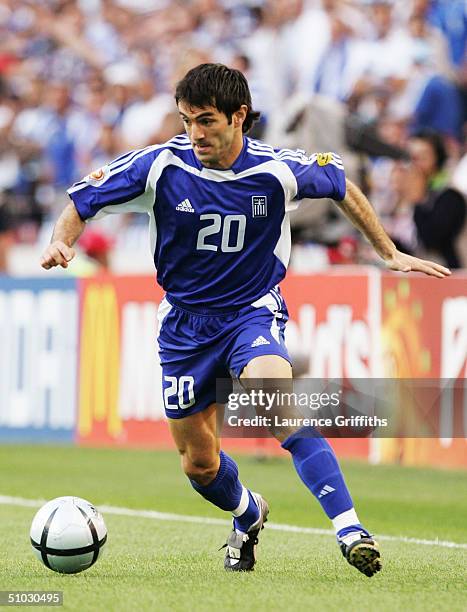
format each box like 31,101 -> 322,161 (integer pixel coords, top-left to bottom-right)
361,0 -> 414,83
90,123 -> 122,170
411,72 -> 463,144
311,7 -> 364,102
409,130 -> 466,268
327,235 -> 359,265
75,228 -> 115,276
240,0 -> 289,121
43,84 -> 78,189
407,10 -> 453,78
415,0 -> 467,70
119,75 -> 178,149
376,161 -> 419,254
231,53 -> 267,137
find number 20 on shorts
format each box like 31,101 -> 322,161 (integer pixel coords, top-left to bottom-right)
163,376 -> 196,410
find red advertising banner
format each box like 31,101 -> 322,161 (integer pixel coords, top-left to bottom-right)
77,275 -> 167,447
76,271 -> 466,468
76,271 -> 376,460
379,274 -> 467,468
281,270 -> 377,459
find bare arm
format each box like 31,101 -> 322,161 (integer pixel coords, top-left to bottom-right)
40,203 -> 85,269
337,179 -> 451,278
337,179 -> 396,260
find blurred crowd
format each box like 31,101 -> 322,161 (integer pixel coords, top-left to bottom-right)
0,0 -> 465,274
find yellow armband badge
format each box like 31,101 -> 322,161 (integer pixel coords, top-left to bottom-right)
316,152 -> 334,166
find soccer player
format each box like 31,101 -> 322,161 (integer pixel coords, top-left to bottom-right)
41,64 -> 450,577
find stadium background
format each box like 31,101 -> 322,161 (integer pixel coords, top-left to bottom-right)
0,0 -> 465,465
0,2 -> 466,610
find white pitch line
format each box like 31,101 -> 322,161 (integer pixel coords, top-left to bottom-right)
1,495 -> 466,551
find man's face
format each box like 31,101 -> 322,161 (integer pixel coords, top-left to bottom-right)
177,101 -> 243,169
371,4 -> 392,38
408,138 -> 438,178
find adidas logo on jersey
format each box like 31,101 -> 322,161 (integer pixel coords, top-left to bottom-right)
318,484 -> 335,498
176,198 -> 195,213
251,335 -> 270,348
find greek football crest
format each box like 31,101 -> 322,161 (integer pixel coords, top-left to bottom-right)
252,196 -> 267,218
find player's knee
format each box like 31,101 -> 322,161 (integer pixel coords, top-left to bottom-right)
181,450 -> 219,485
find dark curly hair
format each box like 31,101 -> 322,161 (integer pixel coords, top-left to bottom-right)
411,129 -> 448,171
175,63 -> 260,133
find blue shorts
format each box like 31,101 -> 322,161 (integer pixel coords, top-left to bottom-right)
157,288 -> 291,419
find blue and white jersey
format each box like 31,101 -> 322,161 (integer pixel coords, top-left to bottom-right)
68,135 -> 346,313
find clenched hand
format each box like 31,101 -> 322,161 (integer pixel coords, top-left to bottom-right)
41,241 -> 76,269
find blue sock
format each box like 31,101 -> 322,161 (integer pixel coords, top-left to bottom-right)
190,450 -> 260,533
281,428 -> 354,521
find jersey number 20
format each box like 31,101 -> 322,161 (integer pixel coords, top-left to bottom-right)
164,375 -> 195,410
197,214 -> 246,252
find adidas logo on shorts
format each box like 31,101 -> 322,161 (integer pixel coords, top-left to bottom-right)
251,335 -> 270,348
176,198 -> 195,213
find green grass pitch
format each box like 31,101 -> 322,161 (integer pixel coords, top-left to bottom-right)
0,445 -> 466,611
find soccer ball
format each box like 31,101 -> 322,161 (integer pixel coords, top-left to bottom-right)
30,496 -> 107,574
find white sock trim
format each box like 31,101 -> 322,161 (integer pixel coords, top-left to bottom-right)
232,486 -> 250,517
332,508 -> 360,534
